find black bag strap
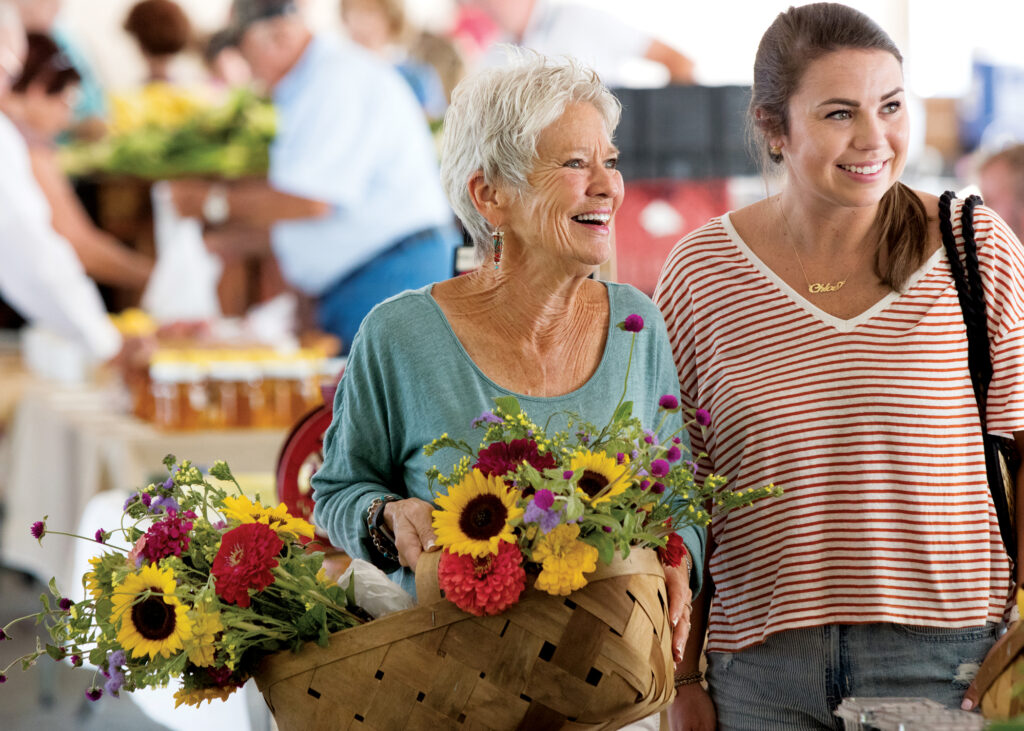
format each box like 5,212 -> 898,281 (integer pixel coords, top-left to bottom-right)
938,191 -> 1016,558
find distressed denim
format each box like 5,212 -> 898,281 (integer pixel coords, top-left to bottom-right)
707,622 -> 997,730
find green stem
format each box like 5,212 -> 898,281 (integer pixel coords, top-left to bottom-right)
39,530 -> 128,553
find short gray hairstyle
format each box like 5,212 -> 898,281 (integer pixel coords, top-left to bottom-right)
440,49 -> 621,255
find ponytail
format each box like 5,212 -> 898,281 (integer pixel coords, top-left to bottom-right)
875,182 -> 928,291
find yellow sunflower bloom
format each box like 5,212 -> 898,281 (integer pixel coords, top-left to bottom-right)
111,564 -> 193,660
174,684 -> 239,708
569,450 -> 633,506
220,494 -> 315,540
533,523 -> 599,596
84,556 -> 104,600
184,605 -> 224,667
433,469 -> 523,558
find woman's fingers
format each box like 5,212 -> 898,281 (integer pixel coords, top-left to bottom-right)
664,563 -> 693,662
385,498 -> 438,568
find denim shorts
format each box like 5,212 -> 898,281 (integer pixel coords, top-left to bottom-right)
707,622 -> 998,731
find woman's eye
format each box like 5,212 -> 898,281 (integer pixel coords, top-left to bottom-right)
827,109 -> 852,121
564,159 -> 583,169
604,157 -> 619,169
882,101 -> 902,114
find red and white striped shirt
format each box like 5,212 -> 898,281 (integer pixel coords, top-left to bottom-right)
655,200 -> 1024,653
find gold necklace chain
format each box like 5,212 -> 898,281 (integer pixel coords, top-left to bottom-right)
777,199 -> 864,295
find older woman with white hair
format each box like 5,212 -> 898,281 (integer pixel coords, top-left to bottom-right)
312,51 -> 703,668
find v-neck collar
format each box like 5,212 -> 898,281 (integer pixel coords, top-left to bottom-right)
720,211 -> 946,333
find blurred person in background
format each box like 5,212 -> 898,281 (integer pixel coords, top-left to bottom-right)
202,28 -> 252,90
169,0 -> 459,354
979,144 -> 1024,240
340,0 -> 449,122
0,1 -> 122,362
14,0 -> 105,140
469,0 -> 696,87
2,33 -> 153,292
123,0 -> 192,85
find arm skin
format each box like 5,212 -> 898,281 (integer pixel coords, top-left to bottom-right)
644,39 -> 696,85
168,178 -> 330,229
29,147 -> 153,290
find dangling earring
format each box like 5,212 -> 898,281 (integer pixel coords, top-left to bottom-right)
769,144 -> 783,162
491,227 -> 503,270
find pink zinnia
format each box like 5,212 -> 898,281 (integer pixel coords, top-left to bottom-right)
141,510 -> 195,563
474,439 -> 556,482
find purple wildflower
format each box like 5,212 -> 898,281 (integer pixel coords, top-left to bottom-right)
523,499 -> 561,533
70,655 -> 82,667
630,449 -> 639,460
562,470 -> 574,480
108,649 -> 126,668
150,495 -> 180,514
666,446 -> 682,463
658,394 -> 679,410
141,492 -> 152,507
104,667 -> 124,697
162,476 -> 174,490
616,452 -> 626,464
603,526 -> 614,533
576,431 -> 590,445
59,598 -> 73,611
533,489 -> 555,511
652,482 -> 666,494
622,314 -> 644,332
30,520 -> 45,541
85,688 -> 102,702
695,409 -> 711,427
640,480 -> 651,491
94,529 -> 106,544
643,429 -> 659,446
471,411 -> 503,428
0,674 -> 6,684
0,629 -> 7,641
672,437 -> 682,444
650,459 -> 670,477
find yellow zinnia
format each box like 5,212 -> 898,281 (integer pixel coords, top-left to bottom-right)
111,564 -> 193,660
174,684 -> 239,708
220,494 -> 315,541
184,605 -> 224,667
433,469 -> 523,558
533,523 -> 599,596
569,450 -> 633,505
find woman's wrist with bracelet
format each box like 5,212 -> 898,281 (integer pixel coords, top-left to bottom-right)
673,668 -> 705,687
366,495 -> 401,564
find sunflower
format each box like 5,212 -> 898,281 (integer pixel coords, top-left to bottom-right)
433,469 -> 523,558
84,556 -> 104,600
533,523 -> 599,596
569,450 -> 633,506
219,495 -> 314,541
111,564 -> 193,660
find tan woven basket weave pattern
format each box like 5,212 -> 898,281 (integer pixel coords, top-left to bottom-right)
255,549 -> 675,730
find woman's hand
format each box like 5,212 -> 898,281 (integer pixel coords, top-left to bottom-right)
664,563 -> 693,662
960,620 -> 1016,711
667,682 -> 716,731
383,498 -> 438,570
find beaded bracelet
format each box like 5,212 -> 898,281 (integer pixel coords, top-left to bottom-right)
366,495 -> 400,562
673,670 -> 704,688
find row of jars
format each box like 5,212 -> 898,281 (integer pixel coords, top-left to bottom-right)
129,348 -> 345,431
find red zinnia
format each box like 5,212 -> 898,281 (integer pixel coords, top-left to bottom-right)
657,533 -> 687,568
474,438 -> 556,484
212,522 -> 283,607
438,541 -> 526,616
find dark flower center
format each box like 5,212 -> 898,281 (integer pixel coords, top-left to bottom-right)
578,470 -> 610,498
131,591 -> 176,640
459,495 -> 508,540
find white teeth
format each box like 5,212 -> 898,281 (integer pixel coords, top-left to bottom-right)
840,161 -> 884,174
573,212 -> 611,223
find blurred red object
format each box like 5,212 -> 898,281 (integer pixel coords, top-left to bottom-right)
613,179 -> 732,295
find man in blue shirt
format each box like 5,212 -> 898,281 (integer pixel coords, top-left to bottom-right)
171,0 -> 459,352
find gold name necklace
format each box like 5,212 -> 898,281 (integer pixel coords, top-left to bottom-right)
777,199 -> 866,295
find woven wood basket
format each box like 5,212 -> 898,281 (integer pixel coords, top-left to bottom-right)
254,548 -> 675,730
975,620 -> 1024,719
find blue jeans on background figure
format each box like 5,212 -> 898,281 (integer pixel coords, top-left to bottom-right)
708,622 -> 997,730
316,225 -> 460,354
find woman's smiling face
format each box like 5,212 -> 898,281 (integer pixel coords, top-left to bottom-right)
778,48 -> 908,212
501,101 -> 623,274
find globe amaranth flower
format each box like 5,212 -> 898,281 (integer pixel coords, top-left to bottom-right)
437,541 -> 526,616
650,459 -> 670,477
533,523 -> 599,596
85,688 -> 103,701
652,482 -> 666,494
657,533 -> 687,568
111,564 -> 194,659
658,394 -> 679,410
522,489 -> 562,534
30,520 -> 46,541
643,429 -> 659,446
59,598 -> 74,611
666,445 -> 682,463
95,528 -> 108,544
474,438 -> 556,482
433,469 -> 523,558
695,409 -> 712,426
141,509 -> 195,563
621,314 -> 644,332
212,522 -> 284,608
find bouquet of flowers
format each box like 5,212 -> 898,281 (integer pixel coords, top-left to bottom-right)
423,314 -> 782,616
61,87 -> 276,180
0,457 -> 366,706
